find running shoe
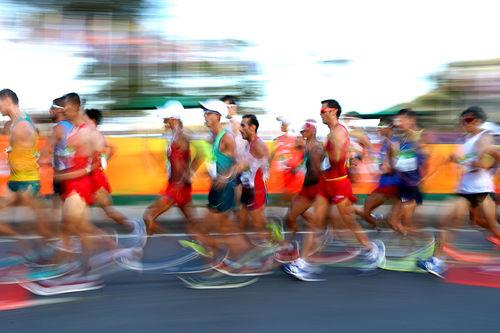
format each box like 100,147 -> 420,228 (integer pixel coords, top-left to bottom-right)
178,274 -> 259,289
370,212 -> 384,222
215,256 -> 275,276
281,262 -> 324,282
486,235 -> 500,246
416,256 -> 447,278
50,237 -> 82,254
295,258 -> 323,274
20,273 -> 104,296
178,240 -> 213,258
267,221 -> 284,242
274,241 -> 300,263
360,240 -> 386,271
127,218 -> 147,249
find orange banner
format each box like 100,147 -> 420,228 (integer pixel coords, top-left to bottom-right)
0,135 -> 496,197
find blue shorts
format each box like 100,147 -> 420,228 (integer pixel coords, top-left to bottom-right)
208,180 -> 235,213
8,180 -> 40,196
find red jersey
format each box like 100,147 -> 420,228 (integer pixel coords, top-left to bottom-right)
167,135 -> 191,185
323,124 -> 350,180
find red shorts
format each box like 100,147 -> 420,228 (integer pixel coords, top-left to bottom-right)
164,183 -> 192,207
61,175 -> 94,205
298,184 -> 318,201
90,168 -> 111,194
318,176 -> 357,204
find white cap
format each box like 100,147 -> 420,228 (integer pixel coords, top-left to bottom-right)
157,100 -> 184,120
301,119 -> 317,131
481,121 -> 500,135
199,99 -> 229,120
276,116 -> 291,126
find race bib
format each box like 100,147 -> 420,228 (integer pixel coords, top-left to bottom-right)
321,157 -> 331,171
395,152 -> 417,172
208,162 -> 217,180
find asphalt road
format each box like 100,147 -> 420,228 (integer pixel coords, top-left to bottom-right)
0,231 -> 499,333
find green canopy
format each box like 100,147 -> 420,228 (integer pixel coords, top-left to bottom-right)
111,95 -> 210,110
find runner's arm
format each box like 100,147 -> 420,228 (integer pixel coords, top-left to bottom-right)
39,124 -> 64,166
471,133 -> 497,169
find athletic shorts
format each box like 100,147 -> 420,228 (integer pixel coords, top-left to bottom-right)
318,176 -> 357,204
61,175 -> 94,205
8,180 -> 40,196
373,174 -> 399,197
90,168 -> 112,194
164,183 -> 192,207
373,185 -> 399,196
233,173 -> 242,186
458,192 -> 494,208
398,183 -> 423,205
208,180 -> 235,213
53,180 -> 63,196
298,184 -> 318,201
241,185 -> 266,211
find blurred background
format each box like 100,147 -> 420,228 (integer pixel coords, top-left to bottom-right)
0,0 -> 499,137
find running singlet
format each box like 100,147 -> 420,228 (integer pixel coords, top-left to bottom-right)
7,113 -> 40,182
376,137 -> 399,186
322,124 -> 350,181
59,122 -> 94,204
458,130 -> 494,194
211,129 -> 234,177
167,133 -> 191,185
394,131 -> 424,186
273,134 -> 298,171
54,120 -> 74,171
303,142 -> 323,187
240,137 -> 268,188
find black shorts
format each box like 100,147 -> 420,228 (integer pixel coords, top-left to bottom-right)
53,180 -> 63,195
458,192 -> 494,207
399,183 -> 423,205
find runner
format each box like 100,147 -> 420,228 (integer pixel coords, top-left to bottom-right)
418,107 -> 499,277
54,93 -> 114,272
221,95 -> 247,217
82,108 -> 145,246
389,109 -> 427,235
285,119 -> 323,235
361,117 -> 399,229
342,114 -> 375,184
180,99 -> 252,259
142,101 -> 201,236
39,96 -> 73,210
0,88 -> 50,238
237,114 -> 269,239
283,99 -> 386,281
269,116 -> 304,201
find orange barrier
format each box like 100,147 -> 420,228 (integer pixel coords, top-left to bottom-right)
0,135 -> 496,197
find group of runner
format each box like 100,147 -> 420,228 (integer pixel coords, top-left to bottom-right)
0,88 -> 498,290
0,89 -> 145,293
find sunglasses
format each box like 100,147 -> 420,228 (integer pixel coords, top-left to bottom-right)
320,107 -> 337,114
461,117 -> 475,124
